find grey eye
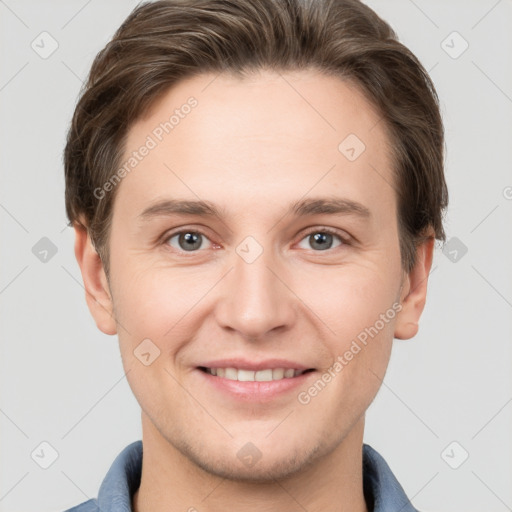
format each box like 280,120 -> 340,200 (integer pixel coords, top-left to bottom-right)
167,231 -> 210,252
297,231 -> 343,251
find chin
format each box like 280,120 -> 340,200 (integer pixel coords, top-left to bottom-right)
173,435 -> 324,483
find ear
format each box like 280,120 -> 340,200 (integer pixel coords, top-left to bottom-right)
73,223 -> 117,335
394,235 -> 435,340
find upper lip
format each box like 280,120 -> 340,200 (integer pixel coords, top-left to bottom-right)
197,358 -> 314,371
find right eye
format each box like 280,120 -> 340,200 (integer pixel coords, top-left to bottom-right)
164,230 -> 213,252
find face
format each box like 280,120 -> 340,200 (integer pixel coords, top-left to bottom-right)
76,69 -> 432,482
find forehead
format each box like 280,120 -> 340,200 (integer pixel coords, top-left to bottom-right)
115,69 -> 396,223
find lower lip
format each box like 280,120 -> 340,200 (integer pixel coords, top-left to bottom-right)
195,369 -> 316,402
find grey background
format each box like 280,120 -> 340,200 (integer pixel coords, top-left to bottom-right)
1,1 -> 511,511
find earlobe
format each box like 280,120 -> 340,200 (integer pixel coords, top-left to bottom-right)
394,235 -> 435,340
73,224 -> 117,335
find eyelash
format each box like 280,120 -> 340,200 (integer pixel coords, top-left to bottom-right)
161,226 -> 351,254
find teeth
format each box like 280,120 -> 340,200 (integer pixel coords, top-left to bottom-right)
272,368 -> 284,380
225,368 -> 237,380
256,369 -> 273,381
237,369 -> 255,381
205,367 -> 307,381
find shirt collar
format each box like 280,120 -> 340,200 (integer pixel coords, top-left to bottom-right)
84,440 -> 419,512
97,440 -> 142,512
362,443 -> 420,512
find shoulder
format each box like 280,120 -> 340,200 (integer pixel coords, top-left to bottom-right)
62,440 -> 142,512
362,443 -> 422,512
62,498 -> 99,512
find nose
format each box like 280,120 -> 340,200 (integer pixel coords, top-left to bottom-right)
215,245 -> 296,341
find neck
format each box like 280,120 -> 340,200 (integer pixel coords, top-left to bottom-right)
133,413 -> 368,512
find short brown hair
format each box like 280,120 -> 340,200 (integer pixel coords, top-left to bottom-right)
64,0 -> 448,278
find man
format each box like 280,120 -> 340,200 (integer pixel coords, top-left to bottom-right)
63,0 -> 448,510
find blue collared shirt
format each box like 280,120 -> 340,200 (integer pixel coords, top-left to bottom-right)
63,441 -> 420,512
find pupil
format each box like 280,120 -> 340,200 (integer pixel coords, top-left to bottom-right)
311,232 -> 332,250
180,232 -> 201,251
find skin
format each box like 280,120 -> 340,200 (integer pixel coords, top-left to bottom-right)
74,69 -> 434,512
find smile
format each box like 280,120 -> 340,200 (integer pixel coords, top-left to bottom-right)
199,367 -> 314,381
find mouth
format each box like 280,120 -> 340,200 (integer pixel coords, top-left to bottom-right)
194,359 -> 318,402
197,366 -> 315,381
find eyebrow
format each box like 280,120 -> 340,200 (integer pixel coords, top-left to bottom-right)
137,197 -> 371,223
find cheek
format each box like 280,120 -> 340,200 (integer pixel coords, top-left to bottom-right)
110,261 -> 224,379
298,262 -> 400,344
110,258 -> 202,333
297,273 -> 398,414
294,264 -> 399,404
109,265 -> 201,414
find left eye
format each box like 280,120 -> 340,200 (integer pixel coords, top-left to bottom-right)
166,231 -> 212,252
297,230 -> 344,251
